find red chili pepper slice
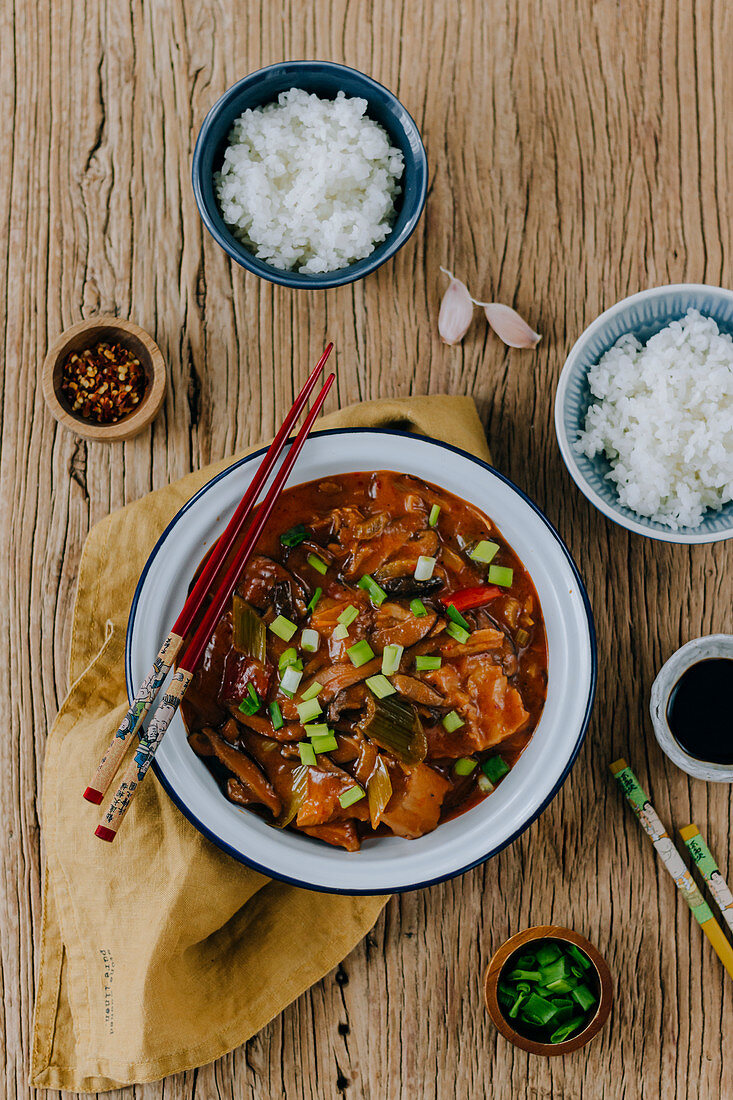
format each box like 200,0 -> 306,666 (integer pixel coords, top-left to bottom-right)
440,586 -> 501,613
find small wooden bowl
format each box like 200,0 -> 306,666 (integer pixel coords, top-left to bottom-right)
41,316 -> 166,441
484,925 -> 613,1056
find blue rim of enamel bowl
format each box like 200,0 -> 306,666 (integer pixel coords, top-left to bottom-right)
125,428 -> 597,894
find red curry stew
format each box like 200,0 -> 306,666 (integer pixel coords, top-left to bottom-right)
181,471 -> 547,851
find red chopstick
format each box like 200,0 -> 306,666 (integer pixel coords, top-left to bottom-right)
95,372 -> 335,841
84,344 -> 332,805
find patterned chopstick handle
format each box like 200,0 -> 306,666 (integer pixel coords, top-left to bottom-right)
95,667 -> 194,841
610,759 -> 714,925
680,825 -> 733,934
83,632 -> 183,804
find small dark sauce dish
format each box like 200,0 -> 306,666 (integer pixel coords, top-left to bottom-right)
666,658 -> 733,765
650,636 -> 733,782
192,61 -> 428,290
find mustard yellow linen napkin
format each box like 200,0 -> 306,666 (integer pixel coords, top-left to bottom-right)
31,395 -> 491,1093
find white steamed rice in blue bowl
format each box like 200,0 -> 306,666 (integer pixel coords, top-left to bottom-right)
554,284 -> 733,544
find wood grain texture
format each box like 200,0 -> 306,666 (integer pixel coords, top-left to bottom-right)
1,0 -> 731,1096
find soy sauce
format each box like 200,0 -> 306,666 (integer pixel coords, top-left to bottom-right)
666,659 -> 733,765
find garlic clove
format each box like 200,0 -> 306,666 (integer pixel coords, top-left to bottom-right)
438,267 -> 475,345
474,300 -> 541,348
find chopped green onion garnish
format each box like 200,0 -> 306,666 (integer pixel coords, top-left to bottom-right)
482,755 -> 510,783
446,603 -> 471,631
307,553 -> 328,576
280,665 -> 303,695
536,942 -> 562,967
346,639 -> 375,668
366,674 -> 396,699
446,622 -> 470,644
477,773 -> 493,793
538,956 -> 573,986
269,701 -> 284,730
382,643 -> 404,675
521,993 -> 558,1027
338,785 -> 365,809
488,564 -> 514,587
550,1018 -> 585,1044
428,504 -> 441,527
566,944 -> 592,971
301,628 -> 320,653
454,757 -> 477,776
278,647 -> 299,670
298,742 -> 317,766
280,524 -> 308,547
415,655 -> 441,671
470,539 -> 499,564
269,615 -> 297,642
333,623 -> 349,641
550,998 -> 576,1022
296,698 -> 322,724
238,682 -> 261,716
310,732 -> 338,754
338,604 -> 359,626
414,555 -> 436,581
442,710 -> 465,733
410,598 -> 428,617
306,587 -> 322,613
303,723 -> 330,737
571,985 -> 597,1012
358,575 -> 387,606
300,681 -> 322,701
544,978 -> 578,994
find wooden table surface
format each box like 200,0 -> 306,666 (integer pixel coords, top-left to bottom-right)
2,1 -> 731,1097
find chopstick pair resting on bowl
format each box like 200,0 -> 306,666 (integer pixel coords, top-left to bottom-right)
84,345 -> 336,841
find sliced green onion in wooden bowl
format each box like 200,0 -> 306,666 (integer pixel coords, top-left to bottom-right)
484,926 -> 613,1056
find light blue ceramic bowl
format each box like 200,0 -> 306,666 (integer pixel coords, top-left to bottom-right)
554,284 -> 733,544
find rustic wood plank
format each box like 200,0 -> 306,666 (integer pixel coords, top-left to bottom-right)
1,0 -> 732,1097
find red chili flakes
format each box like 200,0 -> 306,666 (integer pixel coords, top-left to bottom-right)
61,342 -> 148,424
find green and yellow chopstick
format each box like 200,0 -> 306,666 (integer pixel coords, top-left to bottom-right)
610,759 -> 733,981
680,824 -> 733,935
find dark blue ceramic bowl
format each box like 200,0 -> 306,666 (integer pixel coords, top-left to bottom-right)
192,61 -> 428,290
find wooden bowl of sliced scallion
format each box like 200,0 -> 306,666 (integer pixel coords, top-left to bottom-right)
484,926 -> 612,1055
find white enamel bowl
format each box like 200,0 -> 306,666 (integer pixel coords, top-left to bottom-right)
127,429 -> 597,894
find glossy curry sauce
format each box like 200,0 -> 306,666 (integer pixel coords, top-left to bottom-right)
181,471 -> 548,851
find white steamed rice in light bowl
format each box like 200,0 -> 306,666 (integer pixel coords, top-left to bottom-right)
575,309 -> 733,530
214,88 -> 405,274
